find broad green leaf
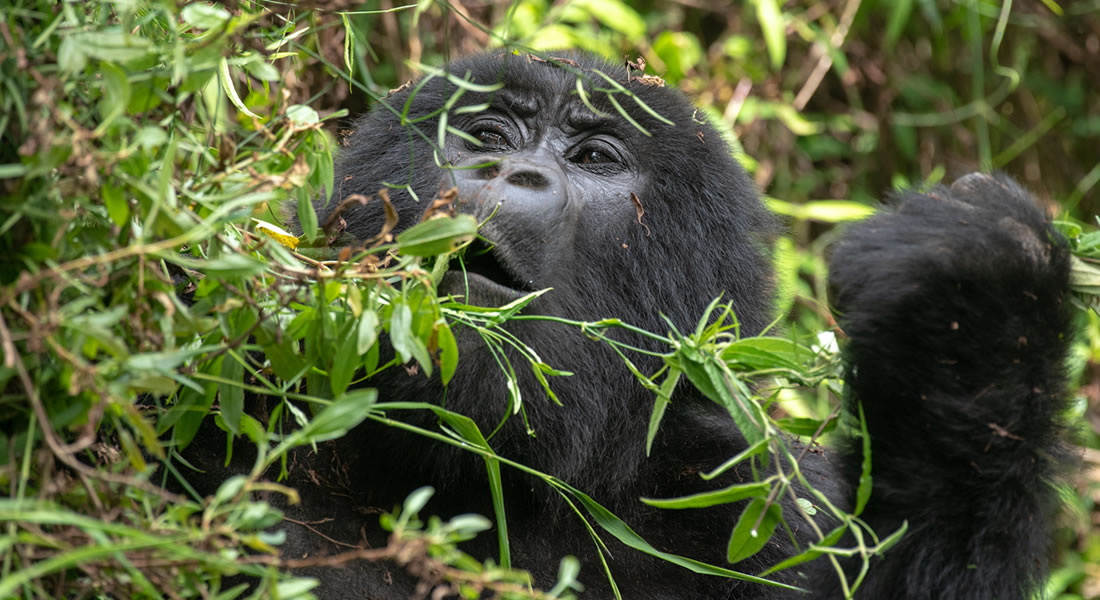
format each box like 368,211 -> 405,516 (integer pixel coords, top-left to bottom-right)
722,337 -> 811,371
726,498 -> 782,563
268,389 -> 377,464
101,183 -> 129,227
287,104 -> 319,125
651,31 -> 703,83
575,0 -> 645,39
299,389 -> 376,442
96,62 -> 130,133
58,36 -> 86,73
181,3 -> 231,29
135,126 -> 167,151
402,486 -> 435,516
396,215 -> 478,257
676,351 -> 765,446
243,59 -> 280,81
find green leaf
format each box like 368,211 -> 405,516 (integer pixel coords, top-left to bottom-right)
755,0 -> 786,70
329,322 -> 359,396
402,486 -> 435,517
436,320 -> 458,386
256,323 -> 305,382
726,498 -> 782,563
96,62 -> 131,133
267,389 -> 377,465
389,302 -> 414,363
677,350 -> 765,446
566,487 -> 796,589
774,417 -> 836,437
646,367 -> 680,456
885,0 -> 914,51
58,36 -> 86,73
101,183 -> 129,227
297,188 -> 318,242
575,0 -> 646,39
135,126 -> 167,152
722,337 -> 811,371
651,31 -> 703,83
299,389 -> 376,442
243,59 -> 280,81
218,354 -> 245,434
642,481 -> 770,509
396,215 -> 478,257
388,301 -> 433,375
69,30 -> 153,63
287,104 -> 319,125
765,198 -> 875,223
854,402 -> 873,516
759,524 -> 846,575
356,310 -> 380,355
202,253 -> 265,276
220,57 -> 261,119
181,3 -> 232,29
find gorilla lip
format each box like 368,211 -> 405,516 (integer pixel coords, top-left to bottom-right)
445,239 -> 531,296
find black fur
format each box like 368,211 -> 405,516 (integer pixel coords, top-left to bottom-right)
192,52 -> 1073,599
817,173 -> 1074,598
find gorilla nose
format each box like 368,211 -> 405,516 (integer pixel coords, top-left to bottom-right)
504,169 -> 549,190
453,157 -> 568,222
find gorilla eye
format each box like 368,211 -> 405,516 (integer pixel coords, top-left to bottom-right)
573,146 -> 617,166
473,129 -> 508,148
579,150 -> 609,164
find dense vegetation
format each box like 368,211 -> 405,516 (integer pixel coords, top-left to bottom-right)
0,1 -> 1098,598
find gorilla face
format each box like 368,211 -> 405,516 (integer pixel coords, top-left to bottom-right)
438,86 -> 649,306
328,51 -> 777,338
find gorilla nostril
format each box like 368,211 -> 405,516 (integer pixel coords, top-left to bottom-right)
505,170 -> 549,190
477,164 -> 501,180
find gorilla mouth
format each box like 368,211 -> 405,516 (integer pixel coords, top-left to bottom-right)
447,240 -> 531,294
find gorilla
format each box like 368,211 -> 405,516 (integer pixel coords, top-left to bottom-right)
196,51 -> 1075,599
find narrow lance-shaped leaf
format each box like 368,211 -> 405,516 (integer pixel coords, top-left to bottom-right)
727,498 -> 783,563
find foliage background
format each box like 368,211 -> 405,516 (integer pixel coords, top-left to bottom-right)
1,0 -> 1098,598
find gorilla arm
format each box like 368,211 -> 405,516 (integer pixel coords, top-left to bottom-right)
816,173 -> 1074,600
